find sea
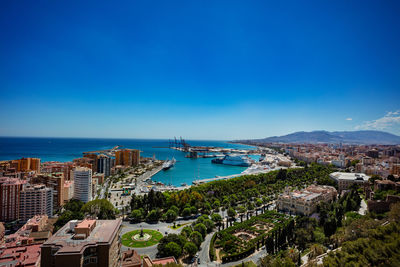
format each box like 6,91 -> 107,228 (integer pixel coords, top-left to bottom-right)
0,137 -> 257,186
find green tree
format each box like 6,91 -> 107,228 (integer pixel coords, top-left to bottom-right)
182,207 -> 191,217
247,202 -> 255,211
181,226 -> 193,238
212,200 -> 220,209
146,209 -> 160,222
189,231 -> 204,247
227,207 -> 236,218
193,223 -> 207,238
211,213 -> 222,224
130,209 -> 143,223
203,202 -> 211,214
81,199 -> 116,219
237,206 -> 246,214
190,206 -> 197,215
64,199 -> 84,212
170,205 -> 179,214
183,242 -> 198,257
308,244 -> 324,260
323,218 -> 337,237
203,219 -> 215,233
295,228 -> 312,251
165,242 -> 182,259
165,209 -> 178,222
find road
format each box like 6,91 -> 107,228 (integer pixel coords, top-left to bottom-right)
120,219 -> 196,258
198,231 -> 215,266
198,232 -> 267,267
119,206 -> 275,267
197,202 -> 276,267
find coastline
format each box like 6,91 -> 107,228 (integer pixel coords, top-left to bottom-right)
0,137 -> 264,186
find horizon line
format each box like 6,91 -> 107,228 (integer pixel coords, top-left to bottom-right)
0,135 -> 232,142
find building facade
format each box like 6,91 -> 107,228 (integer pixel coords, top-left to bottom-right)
19,184 -> 53,222
41,219 -> 122,267
277,185 -> 337,216
97,155 -> 111,177
63,180 -> 74,204
33,172 -> 64,208
83,153 -> 99,173
73,167 -> 92,203
115,149 -> 140,167
0,177 -> 25,222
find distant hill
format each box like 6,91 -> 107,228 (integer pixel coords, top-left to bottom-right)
235,130 -> 400,145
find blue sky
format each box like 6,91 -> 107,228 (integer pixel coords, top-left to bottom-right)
1,0 -> 399,140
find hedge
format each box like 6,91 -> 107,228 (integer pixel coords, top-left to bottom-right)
209,232 -> 218,261
222,246 -> 256,263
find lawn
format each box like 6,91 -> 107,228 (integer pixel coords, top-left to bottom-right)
168,222 -> 190,230
121,229 -> 163,248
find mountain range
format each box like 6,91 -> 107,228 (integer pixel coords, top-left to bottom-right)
235,130 -> 400,145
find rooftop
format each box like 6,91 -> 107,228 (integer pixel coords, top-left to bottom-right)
142,255 -> 176,267
375,179 -> 396,185
151,256 -> 177,265
279,185 -> 337,202
4,215 -> 53,247
0,244 -> 41,266
0,177 -> 26,185
42,219 -> 121,255
73,166 -> 92,172
75,219 -> 96,229
122,249 -> 141,266
330,172 -> 370,181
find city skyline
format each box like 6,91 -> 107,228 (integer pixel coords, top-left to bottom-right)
1,1 -> 400,140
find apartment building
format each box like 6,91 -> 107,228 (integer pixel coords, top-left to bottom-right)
19,184 -> 53,222
32,172 -> 64,208
73,167 -> 92,203
63,180 -> 74,204
97,154 -> 111,177
0,177 -> 26,222
41,219 -> 122,267
115,149 -> 140,167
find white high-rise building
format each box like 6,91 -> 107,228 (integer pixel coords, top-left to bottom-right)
73,167 -> 92,203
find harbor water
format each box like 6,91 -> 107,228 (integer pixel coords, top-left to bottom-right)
0,137 -> 256,186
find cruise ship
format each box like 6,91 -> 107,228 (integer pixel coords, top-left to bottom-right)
162,157 -> 176,170
211,154 -> 252,167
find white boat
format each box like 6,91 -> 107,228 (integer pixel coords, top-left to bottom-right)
162,157 -> 176,170
212,154 -> 251,167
